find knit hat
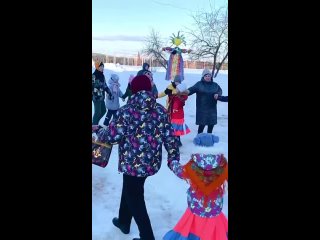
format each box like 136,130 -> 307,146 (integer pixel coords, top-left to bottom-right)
142,62 -> 150,70
176,82 -> 187,93
174,75 -> 182,83
202,68 -> 211,77
110,74 -> 119,81
131,75 -> 152,94
109,74 -> 120,94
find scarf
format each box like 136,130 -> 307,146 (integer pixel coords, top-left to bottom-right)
182,155 -> 228,206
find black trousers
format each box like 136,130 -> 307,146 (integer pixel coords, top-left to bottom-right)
118,174 -> 155,240
198,124 -> 214,134
103,109 -> 117,126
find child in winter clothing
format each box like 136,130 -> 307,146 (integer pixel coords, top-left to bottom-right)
103,74 -> 123,126
159,75 -> 190,146
158,75 -> 190,147
169,82 -> 191,146
158,75 -> 180,109
163,146 -> 228,240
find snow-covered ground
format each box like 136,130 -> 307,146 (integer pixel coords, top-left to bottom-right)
92,63 -> 228,240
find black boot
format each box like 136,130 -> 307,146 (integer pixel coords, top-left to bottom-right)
112,217 -> 130,234
178,136 -> 182,147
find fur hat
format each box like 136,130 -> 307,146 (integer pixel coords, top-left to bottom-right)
202,68 -> 211,77
176,82 -> 187,93
131,75 -> 152,94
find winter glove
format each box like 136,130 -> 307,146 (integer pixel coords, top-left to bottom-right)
164,88 -> 172,96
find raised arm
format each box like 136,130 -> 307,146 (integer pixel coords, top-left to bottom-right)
186,82 -> 200,96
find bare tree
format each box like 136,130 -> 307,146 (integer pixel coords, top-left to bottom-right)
142,29 -> 168,70
187,6 -> 228,78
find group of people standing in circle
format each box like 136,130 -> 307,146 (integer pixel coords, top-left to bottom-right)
92,60 -> 228,240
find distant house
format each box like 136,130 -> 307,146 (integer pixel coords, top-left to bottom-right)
92,53 -> 228,70
92,53 -> 107,64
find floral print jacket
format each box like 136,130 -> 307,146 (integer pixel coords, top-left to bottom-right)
97,90 -> 181,177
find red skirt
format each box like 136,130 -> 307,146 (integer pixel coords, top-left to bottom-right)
171,118 -> 191,136
163,208 -> 228,240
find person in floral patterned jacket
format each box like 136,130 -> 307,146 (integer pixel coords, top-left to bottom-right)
95,74 -> 181,240
163,146 -> 228,240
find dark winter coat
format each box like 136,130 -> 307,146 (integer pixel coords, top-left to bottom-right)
188,77 -> 222,125
137,63 -> 150,76
97,91 -> 181,177
92,69 -> 111,101
218,96 -> 228,102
